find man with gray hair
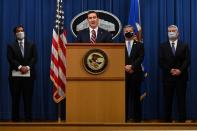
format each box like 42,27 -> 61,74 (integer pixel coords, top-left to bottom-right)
159,25 -> 190,122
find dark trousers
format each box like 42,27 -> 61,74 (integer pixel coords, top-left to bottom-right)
9,77 -> 34,122
163,80 -> 187,122
126,72 -> 142,122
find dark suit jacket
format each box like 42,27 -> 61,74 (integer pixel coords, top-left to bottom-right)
76,27 -> 113,43
125,41 -> 144,80
7,39 -> 37,79
159,40 -> 190,82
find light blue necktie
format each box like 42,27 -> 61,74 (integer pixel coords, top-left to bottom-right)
171,43 -> 176,55
127,41 -> 132,56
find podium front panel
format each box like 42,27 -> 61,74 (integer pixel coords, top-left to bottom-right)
66,43 -> 125,123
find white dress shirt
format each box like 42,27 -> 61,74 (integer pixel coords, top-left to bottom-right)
89,27 -> 98,39
169,39 -> 178,50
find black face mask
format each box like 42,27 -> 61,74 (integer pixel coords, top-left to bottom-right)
124,32 -> 134,38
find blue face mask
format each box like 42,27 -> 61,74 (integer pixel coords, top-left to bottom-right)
168,32 -> 177,39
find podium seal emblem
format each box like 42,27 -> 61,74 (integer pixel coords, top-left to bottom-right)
83,49 -> 108,75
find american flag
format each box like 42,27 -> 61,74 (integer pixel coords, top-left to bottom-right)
50,0 -> 67,103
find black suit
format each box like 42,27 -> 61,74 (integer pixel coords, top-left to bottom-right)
159,40 -> 190,122
7,39 -> 37,121
125,40 -> 144,122
76,27 -> 113,43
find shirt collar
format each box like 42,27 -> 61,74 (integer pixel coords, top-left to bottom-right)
89,27 -> 98,33
169,39 -> 178,49
169,39 -> 178,45
18,39 -> 24,44
126,40 -> 134,48
126,40 -> 134,44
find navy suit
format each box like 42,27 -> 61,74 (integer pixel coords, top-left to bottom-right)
76,27 -> 113,43
125,40 -> 144,122
7,39 -> 37,121
159,40 -> 190,122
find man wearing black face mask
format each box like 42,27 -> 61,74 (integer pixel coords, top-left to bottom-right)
124,25 -> 144,122
7,25 -> 37,122
159,25 -> 190,122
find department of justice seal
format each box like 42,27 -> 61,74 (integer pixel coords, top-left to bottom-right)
83,49 -> 108,75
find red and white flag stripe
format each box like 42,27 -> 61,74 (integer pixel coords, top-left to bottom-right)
50,29 -> 67,103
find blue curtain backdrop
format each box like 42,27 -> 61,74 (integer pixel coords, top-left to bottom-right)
0,0 -> 197,121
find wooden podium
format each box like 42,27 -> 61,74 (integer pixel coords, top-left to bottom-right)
66,43 -> 125,123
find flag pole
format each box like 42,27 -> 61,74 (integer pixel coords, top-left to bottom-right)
57,0 -> 61,123
57,32 -> 62,123
51,0 -> 66,122
58,102 -> 61,123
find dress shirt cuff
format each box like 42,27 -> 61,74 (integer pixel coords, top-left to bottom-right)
18,65 -> 22,70
26,66 -> 30,70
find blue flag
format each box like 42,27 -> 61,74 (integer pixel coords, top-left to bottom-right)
128,0 -> 141,33
128,0 -> 148,101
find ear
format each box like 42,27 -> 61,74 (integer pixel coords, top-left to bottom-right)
177,32 -> 179,37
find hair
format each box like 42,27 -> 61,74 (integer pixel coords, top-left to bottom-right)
123,25 -> 134,34
87,10 -> 99,18
123,25 -> 134,30
13,25 -> 24,33
168,25 -> 178,32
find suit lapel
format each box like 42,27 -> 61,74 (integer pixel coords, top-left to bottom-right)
24,40 -> 27,58
24,40 -> 31,59
96,28 -> 102,42
130,41 -> 137,57
15,42 -> 24,58
125,46 -> 128,57
86,29 -> 90,42
126,41 -> 136,58
167,40 -> 181,56
175,40 -> 181,56
167,42 -> 175,57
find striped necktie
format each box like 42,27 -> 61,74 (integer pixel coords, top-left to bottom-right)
90,29 -> 96,44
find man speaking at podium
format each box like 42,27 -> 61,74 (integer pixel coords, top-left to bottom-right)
76,10 -> 113,43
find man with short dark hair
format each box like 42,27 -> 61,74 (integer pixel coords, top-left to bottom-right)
76,10 -> 113,43
7,25 -> 37,122
159,25 -> 190,122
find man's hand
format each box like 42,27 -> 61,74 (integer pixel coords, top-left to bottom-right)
174,69 -> 181,76
170,68 -> 181,76
19,66 -> 29,74
125,65 -> 134,74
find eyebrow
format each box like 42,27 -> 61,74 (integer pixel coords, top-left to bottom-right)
88,16 -> 97,18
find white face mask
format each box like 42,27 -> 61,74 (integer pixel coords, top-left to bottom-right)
16,32 -> 25,40
168,32 -> 177,39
